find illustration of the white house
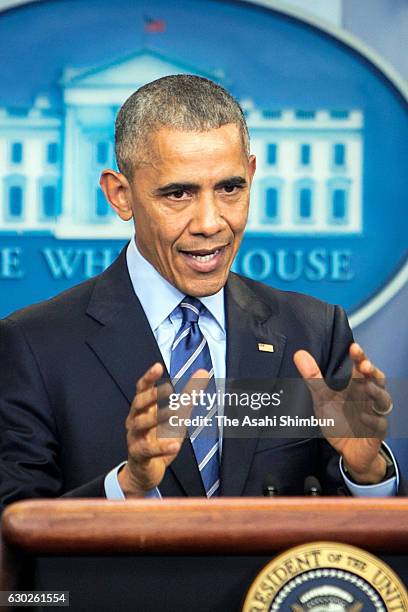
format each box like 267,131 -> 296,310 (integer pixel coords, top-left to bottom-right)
0,50 -> 363,238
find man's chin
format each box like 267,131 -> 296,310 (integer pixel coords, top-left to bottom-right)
175,274 -> 228,297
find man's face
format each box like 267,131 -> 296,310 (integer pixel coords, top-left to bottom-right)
127,123 -> 256,296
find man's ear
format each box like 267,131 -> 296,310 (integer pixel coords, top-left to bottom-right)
99,169 -> 133,221
248,154 -> 256,184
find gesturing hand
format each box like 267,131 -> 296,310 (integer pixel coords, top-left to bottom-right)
294,342 -> 392,484
118,362 -> 209,497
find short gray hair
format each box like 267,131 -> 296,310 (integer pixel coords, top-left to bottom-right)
115,74 -> 250,178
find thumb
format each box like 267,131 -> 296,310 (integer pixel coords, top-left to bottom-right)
293,350 -> 330,412
293,350 -> 322,379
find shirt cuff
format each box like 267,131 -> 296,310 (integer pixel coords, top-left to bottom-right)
103,461 -> 162,500
339,442 -> 399,497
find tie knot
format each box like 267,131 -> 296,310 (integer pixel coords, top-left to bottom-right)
179,297 -> 203,324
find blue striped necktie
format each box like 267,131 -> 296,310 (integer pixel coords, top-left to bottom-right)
170,297 -> 220,498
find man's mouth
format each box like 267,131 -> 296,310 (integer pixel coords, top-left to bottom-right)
179,246 -> 227,272
187,249 -> 220,262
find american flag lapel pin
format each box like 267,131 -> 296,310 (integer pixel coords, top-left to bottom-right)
258,343 -> 274,353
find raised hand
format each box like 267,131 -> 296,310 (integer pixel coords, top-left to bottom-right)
294,343 -> 392,484
118,362 -> 209,496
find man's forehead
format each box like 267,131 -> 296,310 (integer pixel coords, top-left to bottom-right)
130,123 -> 249,182
148,123 -> 246,160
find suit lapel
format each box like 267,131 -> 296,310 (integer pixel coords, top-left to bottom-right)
85,248 -> 203,497
220,274 -> 287,496
85,249 -> 165,405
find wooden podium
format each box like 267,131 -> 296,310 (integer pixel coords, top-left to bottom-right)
2,498 -> 408,611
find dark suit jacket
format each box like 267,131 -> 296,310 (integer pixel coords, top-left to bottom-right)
0,248 -> 402,509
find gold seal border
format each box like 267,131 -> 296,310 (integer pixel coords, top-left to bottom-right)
242,541 -> 408,611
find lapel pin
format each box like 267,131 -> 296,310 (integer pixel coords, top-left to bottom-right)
258,343 -> 274,353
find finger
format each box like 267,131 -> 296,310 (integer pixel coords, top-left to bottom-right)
157,369 -> 211,439
170,368 -> 211,418
131,381 -> 174,417
181,368 -> 210,394
356,358 -> 386,383
131,404 -> 174,434
349,342 -> 367,364
129,411 -> 184,445
180,368 -> 212,425
130,364 -> 166,418
350,344 -> 386,387
359,411 -> 388,438
294,350 -> 336,407
365,381 -> 392,414
129,416 -> 187,450
131,386 -> 158,416
294,350 -> 322,379
157,381 -> 174,408
136,362 -> 164,394
349,344 -> 369,381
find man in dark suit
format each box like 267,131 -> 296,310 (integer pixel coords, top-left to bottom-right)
0,75 -> 400,509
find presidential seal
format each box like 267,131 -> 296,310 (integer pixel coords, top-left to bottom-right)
243,542 -> 408,611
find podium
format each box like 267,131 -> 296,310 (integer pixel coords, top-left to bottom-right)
2,498 -> 408,611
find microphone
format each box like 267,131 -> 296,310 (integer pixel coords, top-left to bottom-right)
263,475 -> 279,497
304,475 -> 322,496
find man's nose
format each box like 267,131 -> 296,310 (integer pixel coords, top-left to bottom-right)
189,192 -> 226,236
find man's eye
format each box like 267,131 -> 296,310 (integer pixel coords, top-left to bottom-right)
223,184 -> 240,194
169,190 -> 187,199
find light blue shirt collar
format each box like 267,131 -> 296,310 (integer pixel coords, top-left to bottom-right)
126,238 -> 225,333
